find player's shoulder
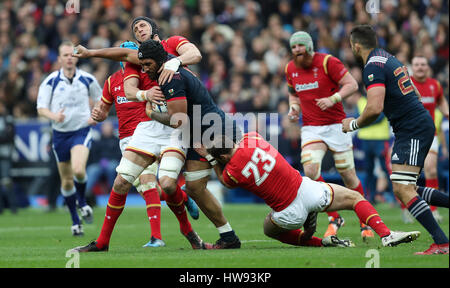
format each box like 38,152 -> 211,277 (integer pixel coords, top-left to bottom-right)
285,60 -> 296,74
365,48 -> 393,69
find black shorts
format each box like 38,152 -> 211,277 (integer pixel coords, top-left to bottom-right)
391,111 -> 435,168
186,116 -> 243,161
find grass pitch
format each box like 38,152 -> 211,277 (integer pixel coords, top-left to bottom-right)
0,203 -> 448,268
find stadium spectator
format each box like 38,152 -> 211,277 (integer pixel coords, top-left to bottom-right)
85,120 -> 121,197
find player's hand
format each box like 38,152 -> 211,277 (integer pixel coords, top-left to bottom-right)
341,117 -> 355,133
193,143 -> 208,157
87,117 -> 98,126
315,97 -> 334,111
72,45 -> 91,58
54,108 -> 65,123
145,86 -> 165,105
158,58 -> 181,85
91,105 -> 107,122
288,105 -> 300,122
145,101 -> 153,118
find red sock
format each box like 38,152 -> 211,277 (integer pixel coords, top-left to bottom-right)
96,190 -> 127,248
278,230 -> 323,247
142,188 -> 162,240
426,178 -> 439,212
166,185 -> 192,236
352,182 -> 365,225
354,200 -> 390,238
315,175 -> 341,219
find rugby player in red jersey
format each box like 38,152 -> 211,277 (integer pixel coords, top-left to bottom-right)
285,31 -> 372,240
86,41 -> 199,248
194,132 -> 420,248
410,55 -> 449,222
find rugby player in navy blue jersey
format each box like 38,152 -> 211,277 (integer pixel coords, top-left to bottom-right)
343,25 -> 448,255
137,39 -> 242,249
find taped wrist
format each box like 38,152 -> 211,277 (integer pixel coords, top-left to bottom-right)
205,154 -> 218,166
328,92 -> 342,104
136,90 -> 146,102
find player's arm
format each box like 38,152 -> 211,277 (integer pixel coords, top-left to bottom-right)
437,93 -> 449,119
194,146 -> 234,189
288,91 -> 301,122
316,72 -> 359,110
342,86 -> 385,132
73,45 -> 139,65
123,76 -> 165,103
37,107 -> 65,123
159,42 -> 202,85
148,98 -> 188,128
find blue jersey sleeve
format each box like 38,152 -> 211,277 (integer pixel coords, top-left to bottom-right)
363,63 -> 386,90
160,72 -> 187,103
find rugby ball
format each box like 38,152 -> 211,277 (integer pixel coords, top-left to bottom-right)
152,101 -> 168,113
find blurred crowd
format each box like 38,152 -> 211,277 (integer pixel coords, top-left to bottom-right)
0,0 -> 448,122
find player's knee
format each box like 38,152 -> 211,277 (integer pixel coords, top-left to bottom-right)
159,176 -> 177,195
303,164 -> 320,180
61,180 -> 74,192
113,174 -> 131,194
116,157 -> 145,185
333,150 -> 355,172
301,150 -> 325,180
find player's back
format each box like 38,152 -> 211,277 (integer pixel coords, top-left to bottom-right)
223,132 -> 301,212
363,48 -> 429,132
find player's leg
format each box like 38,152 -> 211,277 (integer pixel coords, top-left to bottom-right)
74,150 -> 154,252
333,149 -> 374,240
57,161 -> 83,236
391,163 -> 449,254
158,151 -> 199,241
70,144 -> 92,223
184,158 -> 239,249
325,182 -> 420,247
301,142 -> 345,237
134,164 -> 165,248
422,143 -> 443,222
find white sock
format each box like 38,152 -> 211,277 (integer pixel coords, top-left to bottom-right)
217,222 -> 232,234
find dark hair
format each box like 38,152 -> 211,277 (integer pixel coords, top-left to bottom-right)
131,16 -> 159,43
138,39 -> 168,67
350,25 -> 378,49
206,135 -> 235,159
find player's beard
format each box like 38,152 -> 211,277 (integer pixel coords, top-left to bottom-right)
147,70 -> 158,81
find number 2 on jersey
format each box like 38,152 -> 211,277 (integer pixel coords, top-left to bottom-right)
241,148 -> 276,186
394,66 -> 414,95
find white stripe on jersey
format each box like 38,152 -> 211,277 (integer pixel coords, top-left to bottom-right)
366,56 -> 388,66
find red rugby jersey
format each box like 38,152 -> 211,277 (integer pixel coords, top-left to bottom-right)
223,132 -> 301,212
411,76 -> 443,122
285,53 -> 348,126
101,69 -> 149,139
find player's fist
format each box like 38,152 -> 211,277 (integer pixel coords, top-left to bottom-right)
342,117 -> 355,133
54,108 -> 65,123
145,86 -> 165,105
72,45 -> 91,58
315,97 -> 334,111
288,104 -> 300,122
91,105 -> 107,122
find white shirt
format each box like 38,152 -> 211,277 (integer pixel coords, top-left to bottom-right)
37,68 -> 102,132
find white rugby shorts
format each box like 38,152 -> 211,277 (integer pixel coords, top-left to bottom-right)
271,177 -> 334,230
125,120 -> 187,159
301,124 -> 353,152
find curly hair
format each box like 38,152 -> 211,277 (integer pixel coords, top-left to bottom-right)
138,39 -> 168,68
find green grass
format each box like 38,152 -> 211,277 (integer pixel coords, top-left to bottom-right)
0,203 -> 448,268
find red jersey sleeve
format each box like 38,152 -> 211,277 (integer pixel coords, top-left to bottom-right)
123,62 -> 141,82
166,36 -> 190,53
325,55 -> 348,84
101,76 -> 114,105
435,79 -> 444,103
284,62 -> 294,90
222,166 -> 239,188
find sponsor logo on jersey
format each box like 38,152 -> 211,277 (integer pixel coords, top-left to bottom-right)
295,81 -> 319,92
116,96 -> 130,104
421,96 -> 435,104
292,72 -> 299,78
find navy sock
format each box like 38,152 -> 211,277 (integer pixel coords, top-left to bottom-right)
74,177 -> 87,207
407,196 -> 448,244
63,192 -> 81,225
416,186 -> 449,208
